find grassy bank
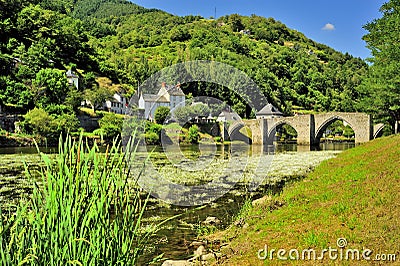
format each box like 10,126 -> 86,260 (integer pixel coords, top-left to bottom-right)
211,135 -> 400,265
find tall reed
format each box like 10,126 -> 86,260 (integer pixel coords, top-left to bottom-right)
0,135 -> 154,265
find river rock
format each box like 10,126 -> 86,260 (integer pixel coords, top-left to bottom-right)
201,253 -> 215,261
194,245 -> 206,256
203,216 -> 221,226
252,195 -> 272,206
189,241 -> 205,248
161,260 -> 193,266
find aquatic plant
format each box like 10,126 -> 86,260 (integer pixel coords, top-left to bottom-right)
0,135 -> 154,265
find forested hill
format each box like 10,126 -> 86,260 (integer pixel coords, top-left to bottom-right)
0,0 -> 369,118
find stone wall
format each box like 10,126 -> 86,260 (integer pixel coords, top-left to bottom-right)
243,120 -> 261,144
77,115 -> 100,132
0,114 -> 22,132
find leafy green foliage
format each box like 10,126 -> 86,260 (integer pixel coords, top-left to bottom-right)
0,0 -> 378,137
358,0 -> 400,126
0,77 -> 33,108
154,106 -> 170,125
173,103 -> 211,124
22,107 -> 55,136
84,85 -> 114,111
97,112 -> 123,139
21,107 -> 79,137
144,121 -> 162,145
32,68 -> 69,107
188,124 -> 200,144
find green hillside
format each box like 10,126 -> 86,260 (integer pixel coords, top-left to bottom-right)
0,0 -> 369,116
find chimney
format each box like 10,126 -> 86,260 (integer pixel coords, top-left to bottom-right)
161,82 -> 166,88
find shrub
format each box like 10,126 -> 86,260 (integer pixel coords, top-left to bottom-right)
188,124 -> 200,144
144,121 -> 163,145
154,106 -> 170,125
98,112 -> 124,139
145,132 -> 160,145
55,113 -> 80,134
22,107 -> 56,136
21,107 -> 80,138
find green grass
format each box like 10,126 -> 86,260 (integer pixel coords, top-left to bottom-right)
211,135 -> 400,265
0,135 -> 156,265
79,107 -> 98,117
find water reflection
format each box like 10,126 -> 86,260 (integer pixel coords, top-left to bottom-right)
0,146 -> 58,154
276,142 -> 356,152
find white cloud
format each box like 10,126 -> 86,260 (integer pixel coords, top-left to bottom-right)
322,23 -> 335,31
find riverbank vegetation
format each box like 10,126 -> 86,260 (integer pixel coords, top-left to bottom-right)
0,136 -> 158,265
207,134 -> 400,264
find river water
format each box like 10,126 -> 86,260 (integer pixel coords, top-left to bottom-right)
0,142 -> 354,263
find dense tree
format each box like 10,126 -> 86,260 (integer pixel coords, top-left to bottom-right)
358,0 -> 400,126
32,68 -> 69,107
22,107 -> 55,136
228,14 -> 245,32
173,103 -> 211,124
84,77 -> 117,111
95,112 -> 123,139
154,106 -> 170,125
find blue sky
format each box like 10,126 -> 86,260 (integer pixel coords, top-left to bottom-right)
131,0 -> 386,59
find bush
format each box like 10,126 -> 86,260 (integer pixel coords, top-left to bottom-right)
188,124 -> 200,144
22,107 -> 80,138
154,106 -> 170,125
22,108 -> 56,136
55,113 -> 80,134
144,121 -> 163,145
98,113 -> 124,139
145,132 -> 159,145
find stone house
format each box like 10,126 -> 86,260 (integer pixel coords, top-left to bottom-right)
138,82 -> 185,120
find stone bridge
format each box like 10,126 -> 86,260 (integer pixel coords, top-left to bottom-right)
226,112 -> 385,146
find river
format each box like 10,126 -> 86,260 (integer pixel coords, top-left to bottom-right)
0,142 -> 354,263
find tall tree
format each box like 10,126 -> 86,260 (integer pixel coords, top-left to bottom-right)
358,0 -> 400,126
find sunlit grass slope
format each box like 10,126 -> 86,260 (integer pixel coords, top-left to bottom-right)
215,135 -> 400,265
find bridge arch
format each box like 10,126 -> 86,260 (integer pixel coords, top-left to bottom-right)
373,123 -> 385,139
224,112 -> 372,145
315,116 -> 354,140
267,120 -> 299,138
313,113 -> 371,144
228,122 -> 252,144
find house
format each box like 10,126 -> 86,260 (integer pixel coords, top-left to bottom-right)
240,29 -> 251,35
216,111 -> 241,122
138,82 -> 185,120
104,92 -> 129,114
66,69 -> 79,89
256,103 -> 283,119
